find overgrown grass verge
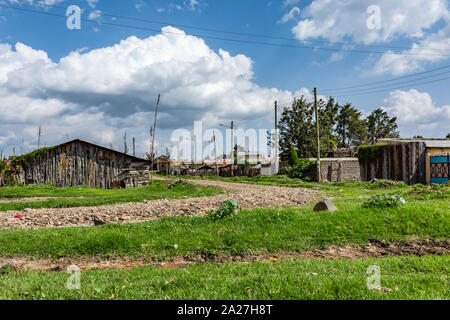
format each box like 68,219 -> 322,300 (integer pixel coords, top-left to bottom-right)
0,181 -> 224,211
0,196 -> 447,259
0,255 -> 448,299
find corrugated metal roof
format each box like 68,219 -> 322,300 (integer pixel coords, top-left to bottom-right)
424,140 -> 450,148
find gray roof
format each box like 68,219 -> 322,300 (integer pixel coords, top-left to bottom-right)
423,140 -> 450,148
378,138 -> 450,148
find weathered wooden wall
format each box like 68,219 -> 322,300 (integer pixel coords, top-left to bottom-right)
19,140 -> 146,189
359,142 -> 426,185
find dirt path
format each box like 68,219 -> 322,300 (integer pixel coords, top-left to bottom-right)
0,179 -> 318,229
1,240 -> 448,272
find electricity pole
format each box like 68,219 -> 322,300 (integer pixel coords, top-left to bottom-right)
177,142 -> 181,176
37,125 -> 42,149
231,120 -> 234,177
132,137 -> 136,157
274,100 -> 279,175
194,134 -> 197,177
150,94 -> 161,185
314,88 -> 321,182
213,131 -> 218,176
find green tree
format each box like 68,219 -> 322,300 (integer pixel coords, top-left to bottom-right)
286,146 -> 300,166
278,96 -> 315,158
446,133 -> 450,139
336,104 -> 368,149
366,108 -> 400,144
318,97 -> 340,152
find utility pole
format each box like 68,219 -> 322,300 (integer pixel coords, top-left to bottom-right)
123,132 -> 128,154
150,94 -> 161,185
177,142 -> 180,176
194,134 -> 197,178
213,131 -> 218,176
274,100 -> 279,175
37,125 -> 42,149
132,137 -> 136,157
166,146 -> 169,175
314,88 -> 321,182
230,120 -> 234,177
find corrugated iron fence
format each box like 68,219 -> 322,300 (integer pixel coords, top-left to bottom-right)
359,142 -> 426,185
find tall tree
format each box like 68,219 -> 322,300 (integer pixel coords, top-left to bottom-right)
318,97 -> 340,152
278,96 -> 315,158
366,108 -> 400,144
446,133 -> 450,139
336,104 -> 367,149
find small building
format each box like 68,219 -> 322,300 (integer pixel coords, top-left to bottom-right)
359,139 -> 450,185
13,139 -> 149,189
156,155 -> 171,174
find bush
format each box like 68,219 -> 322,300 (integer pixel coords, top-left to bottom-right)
207,200 -> 240,220
357,144 -> 385,163
279,159 -> 316,181
406,184 -> 450,200
362,193 -> 406,208
287,146 -> 300,166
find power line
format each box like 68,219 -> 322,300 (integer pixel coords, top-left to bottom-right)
332,75 -> 450,97
321,63 -> 450,93
323,69 -> 450,94
12,0 -> 450,53
2,3 -> 450,57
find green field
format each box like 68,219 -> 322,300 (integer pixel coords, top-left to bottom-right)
0,181 -> 224,211
0,178 -> 448,300
0,255 -> 448,300
0,195 -> 447,258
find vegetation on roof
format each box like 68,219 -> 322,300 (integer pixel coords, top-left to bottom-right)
357,144 -> 386,163
10,147 -> 55,168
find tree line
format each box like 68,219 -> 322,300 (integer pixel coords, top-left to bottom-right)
278,96 -> 400,158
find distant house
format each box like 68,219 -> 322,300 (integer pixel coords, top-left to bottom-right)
156,155 -> 171,174
13,139 -> 149,189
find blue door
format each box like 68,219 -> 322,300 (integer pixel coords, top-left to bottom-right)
430,155 -> 449,184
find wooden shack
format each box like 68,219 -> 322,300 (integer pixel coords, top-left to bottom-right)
14,139 -> 149,189
359,139 -> 450,185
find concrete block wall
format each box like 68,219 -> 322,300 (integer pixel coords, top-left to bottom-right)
317,158 -> 361,182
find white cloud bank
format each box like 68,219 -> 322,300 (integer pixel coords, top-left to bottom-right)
1,26 -> 448,158
289,0 -> 450,75
382,89 -> 450,137
0,27 -> 297,156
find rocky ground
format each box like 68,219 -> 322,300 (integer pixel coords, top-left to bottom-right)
0,179 -> 319,230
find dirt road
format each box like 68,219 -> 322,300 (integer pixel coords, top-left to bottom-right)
0,179 -> 319,230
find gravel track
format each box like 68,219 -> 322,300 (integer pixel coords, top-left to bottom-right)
0,179 -> 319,230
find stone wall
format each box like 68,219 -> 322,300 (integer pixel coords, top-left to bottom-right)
317,158 -> 361,182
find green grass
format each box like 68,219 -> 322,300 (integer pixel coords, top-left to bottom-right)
0,195 -> 447,259
0,255 -> 448,299
0,181 -> 224,211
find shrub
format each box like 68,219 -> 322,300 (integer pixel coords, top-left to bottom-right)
279,159 -> 316,181
362,193 -> 406,208
287,146 -> 300,166
357,144 -> 385,163
406,184 -> 450,200
207,200 -> 240,220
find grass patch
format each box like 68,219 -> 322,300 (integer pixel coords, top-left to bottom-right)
0,195 -> 447,259
0,255 -> 448,300
0,181 -> 224,211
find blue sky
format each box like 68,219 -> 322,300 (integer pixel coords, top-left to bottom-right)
0,0 -> 449,159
